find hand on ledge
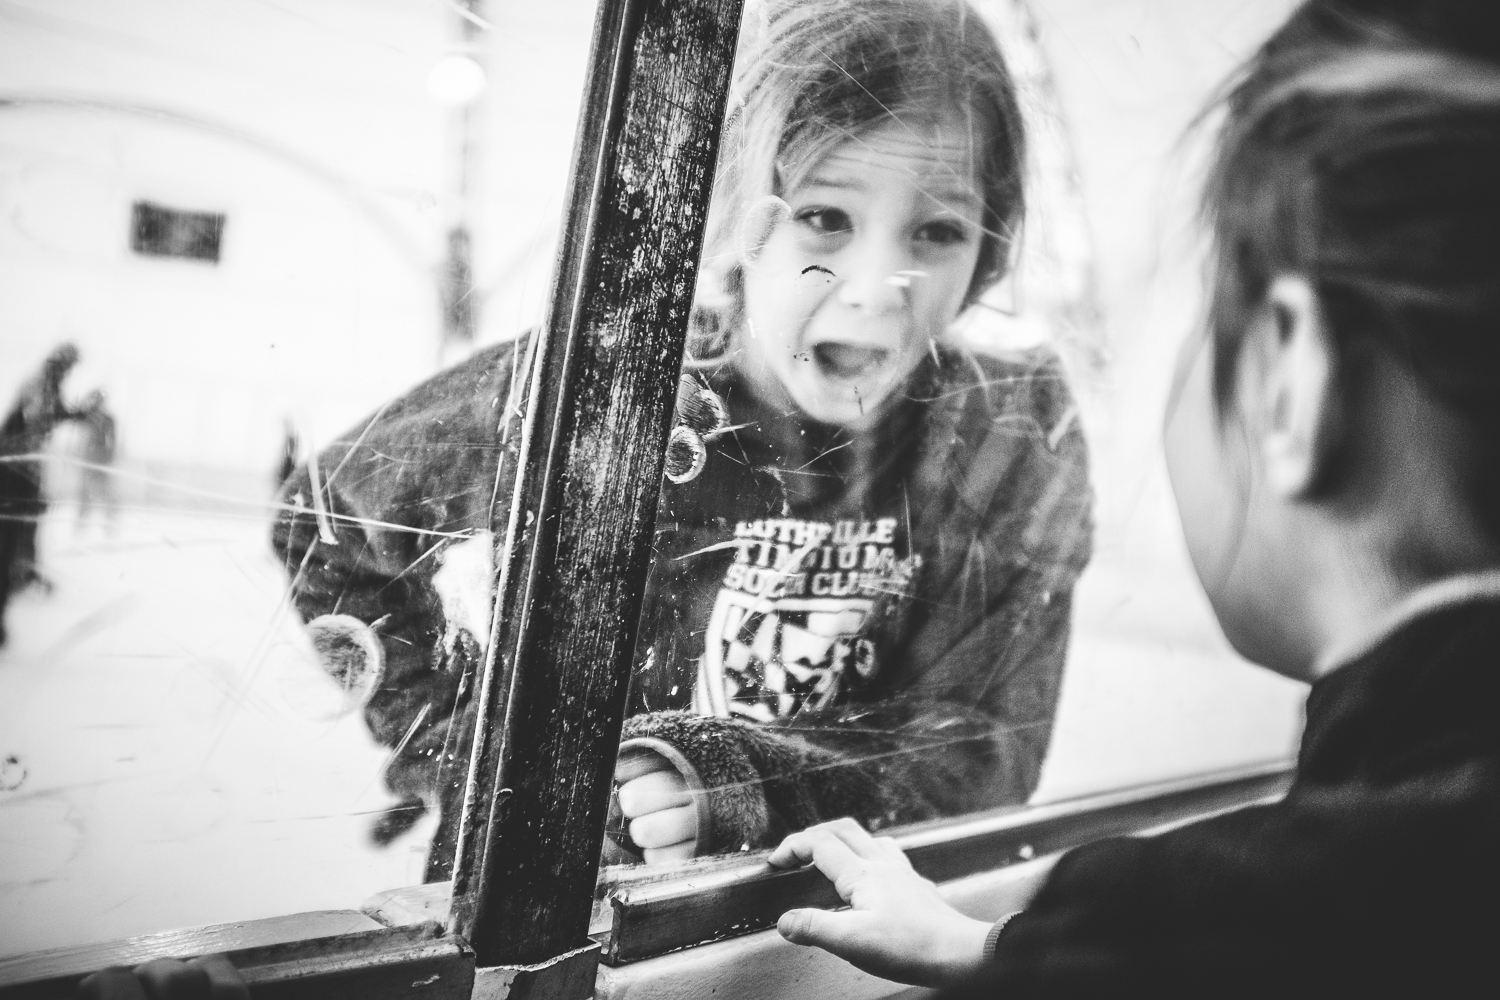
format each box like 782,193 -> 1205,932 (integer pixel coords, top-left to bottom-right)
76,955 -> 247,1000
768,817 -> 993,989
615,748 -> 698,864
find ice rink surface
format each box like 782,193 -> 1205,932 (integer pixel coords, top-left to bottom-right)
0,506 -> 433,957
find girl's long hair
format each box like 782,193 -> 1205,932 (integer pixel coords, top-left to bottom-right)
688,0 -> 1026,364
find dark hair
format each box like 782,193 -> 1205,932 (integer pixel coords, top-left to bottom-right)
691,0 -> 1026,359
1204,0 -> 1500,529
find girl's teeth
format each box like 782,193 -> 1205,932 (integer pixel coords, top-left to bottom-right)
812,344 -> 888,378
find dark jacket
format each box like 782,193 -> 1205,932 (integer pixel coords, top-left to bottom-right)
272,336 -> 1093,875
949,595 -> 1500,998
1,365 -> 74,459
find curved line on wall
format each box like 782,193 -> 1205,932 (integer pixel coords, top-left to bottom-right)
0,93 -> 437,278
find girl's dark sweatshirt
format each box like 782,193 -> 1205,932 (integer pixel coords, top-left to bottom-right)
949,594 -> 1500,998
272,337 -> 1093,877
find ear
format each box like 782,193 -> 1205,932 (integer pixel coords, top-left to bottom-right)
1255,274 -> 1340,499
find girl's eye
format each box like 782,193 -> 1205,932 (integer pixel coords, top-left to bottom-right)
916,219 -> 970,246
795,207 -> 852,234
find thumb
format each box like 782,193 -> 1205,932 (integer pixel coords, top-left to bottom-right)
778,907 -> 865,953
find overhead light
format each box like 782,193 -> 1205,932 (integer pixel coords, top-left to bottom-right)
427,54 -> 486,106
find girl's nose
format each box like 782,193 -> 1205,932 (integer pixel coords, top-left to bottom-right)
834,241 -> 909,315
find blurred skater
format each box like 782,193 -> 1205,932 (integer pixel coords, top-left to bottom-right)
0,342 -> 81,645
73,389 -> 118,535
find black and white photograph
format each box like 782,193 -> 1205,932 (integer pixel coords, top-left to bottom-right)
1,1 -> 1495,997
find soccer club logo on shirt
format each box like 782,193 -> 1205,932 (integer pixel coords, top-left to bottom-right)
693,517 -> 919,722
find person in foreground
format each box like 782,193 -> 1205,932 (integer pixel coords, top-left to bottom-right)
771,0 -> 1500,994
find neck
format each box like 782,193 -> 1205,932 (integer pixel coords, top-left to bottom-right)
1256,489 -> 1500,683
1284,361 -> 1500,680
1311,567 -> 1500,677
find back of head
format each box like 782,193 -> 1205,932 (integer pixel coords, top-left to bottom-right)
1260,0 -> 1500,67
1204,0 -> 1500,537
692,0 -> 1024,356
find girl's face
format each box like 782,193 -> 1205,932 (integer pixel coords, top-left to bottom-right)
737,115 -> 987,431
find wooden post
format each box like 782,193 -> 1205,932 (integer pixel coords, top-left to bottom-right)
448,0 -> 744,968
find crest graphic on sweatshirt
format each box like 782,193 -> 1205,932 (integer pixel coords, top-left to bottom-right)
694,516 -> 918,722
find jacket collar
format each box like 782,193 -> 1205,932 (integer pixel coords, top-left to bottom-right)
1313,569 -> 1500,676
1300,583 -> 1500,780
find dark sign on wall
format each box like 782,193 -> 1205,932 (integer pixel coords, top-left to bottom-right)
130,201 -> 226,263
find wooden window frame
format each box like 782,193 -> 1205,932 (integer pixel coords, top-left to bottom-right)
0,2 -> 1292,997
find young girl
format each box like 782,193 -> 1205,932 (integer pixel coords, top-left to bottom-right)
769,0 -> 1500,994
270,0 -> 1093,878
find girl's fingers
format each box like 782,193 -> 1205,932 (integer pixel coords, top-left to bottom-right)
132,959 -> 211,1000
76,969 -> 148,1000
617,770 -> 691,817
629,803 -> 698,849
614,751 -> 673,785
642,840 -> 698,865
75,957 -> 245,1000
184,956 -> 249,1000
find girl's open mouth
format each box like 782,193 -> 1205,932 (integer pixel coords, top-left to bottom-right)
812,343 -> 889,379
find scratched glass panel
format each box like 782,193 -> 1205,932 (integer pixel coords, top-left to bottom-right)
0,0 -> 596,955
593,0 -> 1309,886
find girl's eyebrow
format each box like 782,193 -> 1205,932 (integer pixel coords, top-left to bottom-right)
799,173 -> 866,191
799,174 -> 981,209
926,188 -> 983,209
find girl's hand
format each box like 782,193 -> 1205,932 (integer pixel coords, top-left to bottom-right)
768,818 -> 992,988
76,955 -> 248,999
614,750 -> 698,863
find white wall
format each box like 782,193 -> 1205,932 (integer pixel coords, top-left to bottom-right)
0,0 -> 596,477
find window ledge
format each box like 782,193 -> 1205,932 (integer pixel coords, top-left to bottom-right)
602,761 -> 1293,963
594,857 -> 1057,1000
0,913 -> 470,1000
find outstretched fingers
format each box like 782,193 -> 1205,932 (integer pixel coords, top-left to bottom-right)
769,820 -> 993,988
769,818 -> 911,896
